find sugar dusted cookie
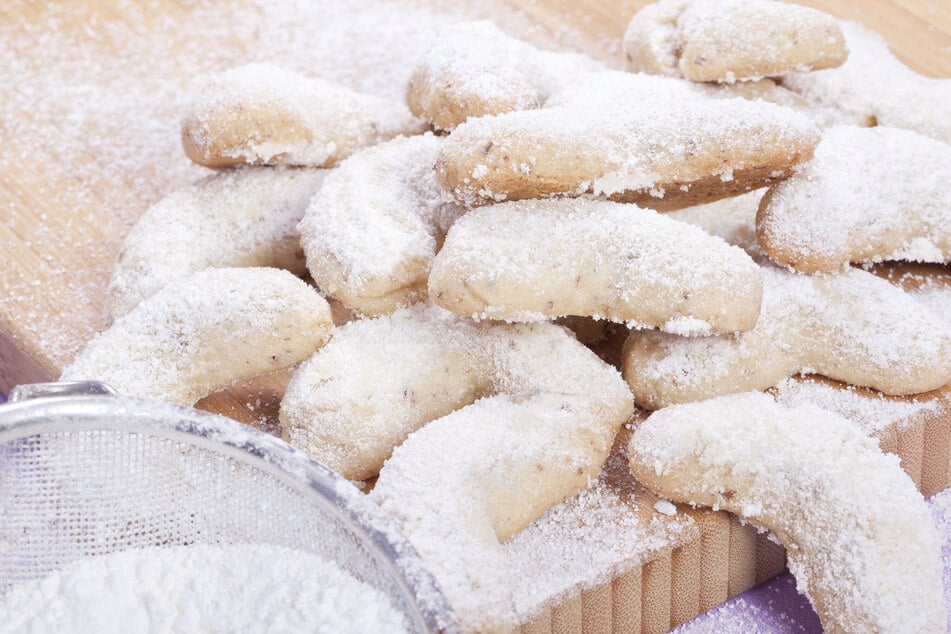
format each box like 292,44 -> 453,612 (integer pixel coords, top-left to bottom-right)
299,134 -> 464,316
783,21 -> 951,144
339,305 -> 632,631
624,265 -> 951,409
628,392 -> 945,633
280,302 -> 633,481
436,71 -> 819,210
624,0 -> 846,83
757,125 -> 951,273
63,268 -> 333,406
182,63 -> 425,168
407,21 -> 603,131
428,198 -> 763,335
107,166 -> 328,321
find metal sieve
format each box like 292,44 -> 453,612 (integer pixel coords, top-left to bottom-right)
0,381 -> 457,633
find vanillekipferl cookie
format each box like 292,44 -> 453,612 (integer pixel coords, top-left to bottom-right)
628,392 -> 945,633
182,63 -> 425,168
106,166 -> 328,321
783,20 -> 951,144
436,71 -> 820,210
407,20 -> 603,131
624,265 -> 951,409
63,268 -> 333,406
624,0 -> 847,83
428,197 -> 763,335
757,125 -> 951,273
298,134 -> 465,316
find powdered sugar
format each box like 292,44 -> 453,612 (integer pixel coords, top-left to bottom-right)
773,376 -> 940,435
0,544 -> 408,633
758,125 -> 951,272
626,265 -> 951,409
911,283 -> 951,324
506,436 -> 695,622
629,392 -> 946,632
666,189 -> 766,260
299,134 -> 464,315
107,166 -> 328,320
183,63 -> 425,167
782,20 -> 951,144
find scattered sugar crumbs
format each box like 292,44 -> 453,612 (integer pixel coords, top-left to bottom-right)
0,0 -> 626,370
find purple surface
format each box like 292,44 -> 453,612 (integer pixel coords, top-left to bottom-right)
674,572 -> 822,633
675,492 -> 951,633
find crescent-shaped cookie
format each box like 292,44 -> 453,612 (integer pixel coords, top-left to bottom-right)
628,392 -> 945,633
62,268 -> 333,405
624,0 -> 846,83
436,71 -> 820,210
624,265 -> 951,409
299,134 -> 464,316
428,198 -> 763,335
782,21 -> 951,144
182,63 -> 425,168
280,302 -> 633,481
406,20 -> 603,131
107,166 -> 328,320
757,125 -> 951,273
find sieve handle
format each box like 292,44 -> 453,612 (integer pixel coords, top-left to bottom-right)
8,381 -> 118,403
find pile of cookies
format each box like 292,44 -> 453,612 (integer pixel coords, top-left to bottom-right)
62,0 -> 951,631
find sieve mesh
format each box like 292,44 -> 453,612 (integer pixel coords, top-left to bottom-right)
0,385 -> 455,633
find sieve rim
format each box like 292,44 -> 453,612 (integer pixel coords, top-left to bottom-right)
0,382 -> 459,634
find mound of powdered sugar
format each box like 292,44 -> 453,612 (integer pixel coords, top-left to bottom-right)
0,543 -> 408,634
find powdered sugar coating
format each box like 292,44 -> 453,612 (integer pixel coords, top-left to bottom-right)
783,21 -> 951,144
406,20 -> 604,131
624,265 -> 951,409
299,134 -> 464,316
280,302 -> 633,481
436,71 -> 820,209
624,0 -> 846,83
757,125 -> 951,273
182,63 -> 425,168
0,544 -> 408,634
107,166 -> 328,321
63,268 -> 333,405
370,389 -> 631,631
628,392 -> 945,633
506,430 -> 695,622
911,283 -> 951,324
429,198 -> 763,334
772,376 -> 941,435
283,302 -> 632,630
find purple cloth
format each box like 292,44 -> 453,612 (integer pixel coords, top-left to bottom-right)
675,492 -> 951,632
